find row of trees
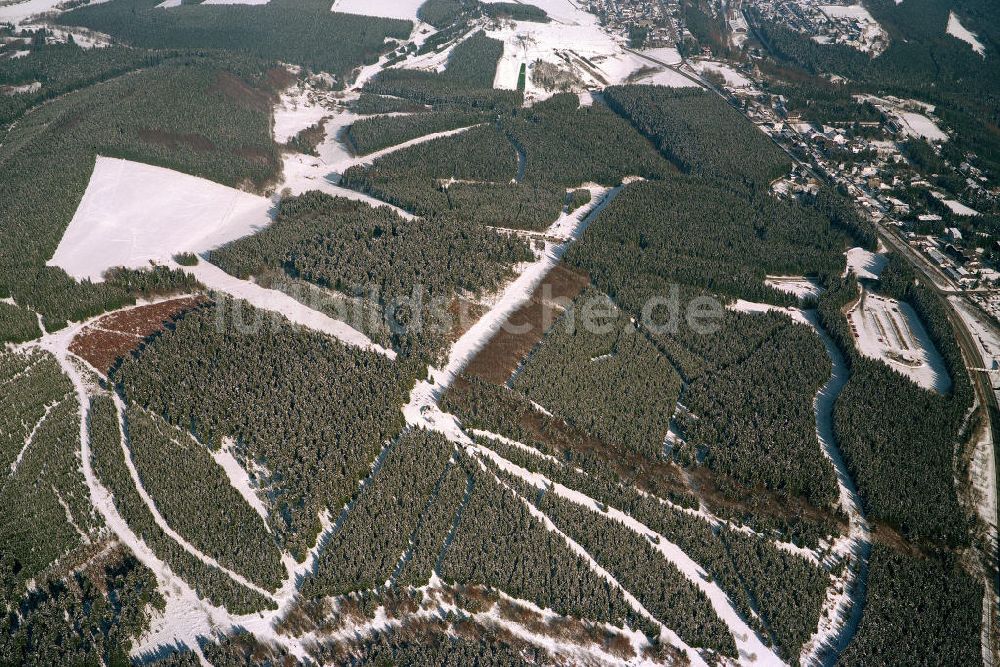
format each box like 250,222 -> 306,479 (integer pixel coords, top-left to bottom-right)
302,430 -> 456,597
111,301 -> 410,558
476,433 -> 826,659
438,463 -> 657,638
89,394 -> 277,615
0,352 -> 93,588
346,110 -> 486,156
529,478 -> 737,657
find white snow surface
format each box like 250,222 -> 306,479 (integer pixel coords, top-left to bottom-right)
947,11 -> 985,56
486,14 -> 696,101
0,0 -> 75,25
766,275 -> 823,300
211,437 -> 270,524
181,260 -> 396,358
2,81 -> 40,95
844,247 -> 888,281
49,157 -> 273,283
943,199 -> 980,216
694,60 -> 752,88
331,0 -> 423,20
201,0 -> 270,4
895,110 -> 948,142
272,85 -> 330,144
847,290 -> 951,393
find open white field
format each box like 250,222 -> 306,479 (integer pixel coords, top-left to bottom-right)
845,247 -> 887,281
489,18 -> 697,100
766,275 -> 823,300
895,110 -> 948,142
947,11 -> 985,56
693,59 -> 753,88
847,291 -> 951,392
49,157 -> 272,282
331,0 -> 424,20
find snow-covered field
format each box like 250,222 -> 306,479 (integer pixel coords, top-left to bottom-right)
895,110 -> 948,142
693,60 -> 753,88
766,275 -> 823,300
48,157 -> 273,282
1,81 -> 40,95
847,291 -> 951,392
947,11 -> 985,56
844,247 -> 888,281
272,84 -> 331,145
943,199 -> 980,216
487,13 -> 698,101
0,0 -> 73,25
331,0 -> 424,20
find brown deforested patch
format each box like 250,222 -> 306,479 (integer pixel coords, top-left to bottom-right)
70,296 -> 205,374
264,66 -> 296,94
138,128 -> 216,152
464,264 -> 589,384
210,71 -> 272,113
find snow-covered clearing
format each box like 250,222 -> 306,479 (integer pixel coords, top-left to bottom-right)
487,14 -> 694,102
0,0 -> 88,26
895,110 -> 948,142
211,438 -> 270,524
847,290 -> 951,392
49,157 -> 273,283
766,275 -> 823,300
273,84 -> 330,144
844,246 -> 887,281
943,199 -> 980,216
2,81 -> 40,95
179,259 -> 396,359
693,60 -> 753,88
640,46 -> 682,65
330,0 -> 423,20
728,299 -> 811,326
947,11 -> 985,56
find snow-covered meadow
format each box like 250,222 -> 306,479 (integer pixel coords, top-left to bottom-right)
946,11 -> 985,56
48,157 -> 273,282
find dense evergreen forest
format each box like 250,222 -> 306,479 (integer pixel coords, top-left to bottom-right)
513,289 -> 683,460
210,191 -> 531,360
603,85 -> 791,188
346,110 -> 486,156
565,177 -> 847,307
111,301 -> 410,559
58,0 -> 410,83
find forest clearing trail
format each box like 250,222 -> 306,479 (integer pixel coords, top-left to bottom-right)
795,310 -> 871,666
179,259 -> 396,359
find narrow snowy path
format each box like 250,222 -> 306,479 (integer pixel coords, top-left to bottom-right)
110,393 -> 277,599
180,260 -> 396,359
798,310 -> 872,666
8,396 -> 66,477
